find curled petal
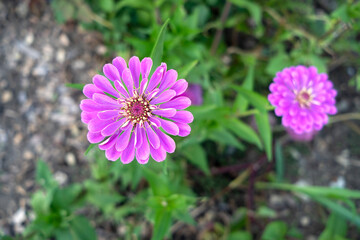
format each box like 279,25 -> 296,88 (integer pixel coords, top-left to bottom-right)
87,131 -> 105,143
83,84 -> 102,99
150,145 -> 166,162
141,57 -> 152,79
154,128 -> 176,153
105,145 -> 122,161
152,108 -> 177,118
115,125 -> 133,151
145,122 -> 160,149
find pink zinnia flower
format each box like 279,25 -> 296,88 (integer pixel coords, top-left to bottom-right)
268,66 -> 337,134
286,127 -> 317,142
80,56 -> 193,164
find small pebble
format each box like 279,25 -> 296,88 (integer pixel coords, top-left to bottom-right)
59,34 -> 70,46
54,171 -> 68,185
56,49 -> 66,63
2,90 -> 13,103
65,153 -> 76,166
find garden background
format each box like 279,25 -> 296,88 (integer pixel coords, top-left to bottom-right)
1,0 -> 360,239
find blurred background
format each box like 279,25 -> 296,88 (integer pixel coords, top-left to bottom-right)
1,0 -> 360,239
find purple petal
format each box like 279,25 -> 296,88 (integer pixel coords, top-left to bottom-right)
152,108 -> 177,118
157,118 -> 179,135
171,79 -> 188,95
105,145 -> 121,161
176,122 -> 191,137
93,74 -> 120,98
80,99 -> 115,112
146,63 -> 167,93
168,111 -> 194,124
134,125 -> 143,149
150,145 -> 166,162
112,57 -> 127,77
81,111 -> 97,124
122,68 -> 134,97
99,133 -> 118,150
159,69 -> 177,92
149,117 -> 161,128
141,57 -> 152,79
145,122 -> 160,149
98,110 -> 121,120
154,128 -> 176,153
129,56 -> 141,89
137,157 -> 149,164
92,93 -> 119,106
114,80 -> 130,98
136,132 -> 150,161
159,96 -> 191,109
115,125 -> 133,151
83,84 -> 102,99
140,78 -> 148,95
103,64 -> 120,81
151,89 -> 176,104
120,134 -> 135,164
87,131 -> 105,143
101,119 -> 125,136
88,118 -> 114,133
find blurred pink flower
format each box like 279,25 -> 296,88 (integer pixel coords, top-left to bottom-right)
268,66 -> 337,134
286,127 -> 317,142
80,56 -> 193,164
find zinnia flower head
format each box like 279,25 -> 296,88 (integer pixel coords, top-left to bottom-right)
80,56 -> 193,164
268,66 -> 337,134
286,127 -> 317,142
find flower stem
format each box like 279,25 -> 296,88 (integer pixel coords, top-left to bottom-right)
235,105 -> 275,118
329,112 -> 360,124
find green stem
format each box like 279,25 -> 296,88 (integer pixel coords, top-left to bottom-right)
329,112 -> 360,124
235,105 -> 275,118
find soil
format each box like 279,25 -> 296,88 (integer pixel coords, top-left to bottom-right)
0,1 -> 359,240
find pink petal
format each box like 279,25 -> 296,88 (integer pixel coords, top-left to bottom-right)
157,118 -> 179,135
87,131 -> 104,143
154,128 -> 176,153
81,111 -> 97,124
159,96 -> 191,109
129,56 -> 141,89
171,79 -> 188,95
140,57 -> 152,79
176,122 -> 191,137
136,132 -> 150,161
146,63 -> 167,93
120,134 -> 135,164
103,63 -> 120,81
105,145 -> 121,161
150,89 -> 176,104
150,145 -> 166,162
93,74 -> 120,98
145,122 -> 160,149
114,80 -> 130,98
112,57 -> 127,76
99,133 -> 118,150
92,93 -> 119,106
152,108 -> 177,118
115,125 -> 133,151
101,119 -> 125,136
134,125 -> 143,149
98,110 -> 121,120
83,84 -> 102,99
88,118 -> 114,133
80,99 -> 115,112
159,69 -> 177,92
122,68 -> 134,97
168,111 -> 193,124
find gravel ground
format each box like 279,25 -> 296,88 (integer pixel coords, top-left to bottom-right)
0,0 -> 106,235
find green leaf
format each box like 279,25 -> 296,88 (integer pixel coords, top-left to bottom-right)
255,113 -> 272,160
36,160 -> 58,190
31,191 -> 52,215
234,61 -> 255,113
85,144 -> 96,156
182,143 -> 210,175
98,0 -> 114,12
142,167 -> 171,197
266,52 -> 291,76
227,231 -> 252,240
52,184 -> 83,211
68,216 -> 96,240
261,221 -> 287,240
65,83 -> 85,90
178,60 -> 198,79
150,19 -> 170,75
209,127 -> 245,150
309,194 -> 360,228
256,206 -> 277,218
232,86 -> 269,113
319,212 -> 348,240
222,118 -> 262,149
152,209 -> 172,240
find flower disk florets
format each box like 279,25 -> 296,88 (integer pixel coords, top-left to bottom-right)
80,56 -> 193,164
268,65 -> 337,134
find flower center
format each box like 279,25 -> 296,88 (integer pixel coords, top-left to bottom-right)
122,96 -> 152,126
296,89 -> 313,108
